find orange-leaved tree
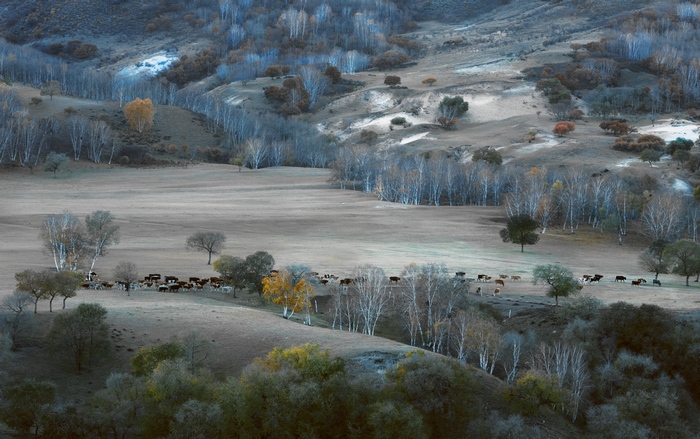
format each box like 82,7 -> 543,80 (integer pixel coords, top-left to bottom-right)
124,98 -> 155,133
262,269 -> 314,319
552,121 -> 575,137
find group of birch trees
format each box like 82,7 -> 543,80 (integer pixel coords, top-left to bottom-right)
331,148 -> 700,244
0,89 -> 115,166
326,260 -> 591,421
602,2 -> 700,111
0,40 -> 334,169
40,210 -> 120,273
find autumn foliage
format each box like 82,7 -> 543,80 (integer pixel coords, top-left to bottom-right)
552,121 -> 575,137
262,269 -> 314,319
124,98 -> 155,133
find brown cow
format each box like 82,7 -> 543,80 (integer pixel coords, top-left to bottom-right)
495,279 -> 505,287
493,288 -> 501,296
511,275 -> 521,281
631,280 -> 641,287
389,276 -> 401,283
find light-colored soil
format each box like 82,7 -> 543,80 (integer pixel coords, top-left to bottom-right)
2,0 -> 697,408
3,164 -> 699,403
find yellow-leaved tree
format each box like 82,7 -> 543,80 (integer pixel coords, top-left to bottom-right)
124,98 -> 155,133
262,269 -> 314,320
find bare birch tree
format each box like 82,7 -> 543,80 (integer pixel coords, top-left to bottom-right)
299,66 -> 328,110
87,120 -> 111,164
41,212 -> 85,272
66,115 -> 88,161
641,194 -> 684,243
84,210 -> 120,272
352,264 -> 390,336
502,332 -> 524,385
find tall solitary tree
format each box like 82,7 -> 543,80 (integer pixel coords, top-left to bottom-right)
186,231 -> 226,265
639,239 -> 669,280
500,214 -> 540,252
48,303 -> 110,371
40,80 -> 62,100
533,264 -> 578,306
85,210 -> 120,272
124,98 -> 155,133
663,240 -> 700,286
113,261 -> 138,296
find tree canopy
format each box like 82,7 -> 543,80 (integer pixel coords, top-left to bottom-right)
186,231 -> 226,265
663,240 -> 700,286
213,255 -> 248,297
500,214 -> 539,252
48,303 -> 110,371
532,264 -> 579,306
262,269 -> 314,319
124,98 -> 155,133
245,251 -> 275,296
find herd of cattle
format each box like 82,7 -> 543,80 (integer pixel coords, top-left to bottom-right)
82,272 -> 232,293
82,270 -> 663,297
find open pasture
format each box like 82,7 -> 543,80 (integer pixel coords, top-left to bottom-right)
3,164 -> 700,310
2,163 -> 700,399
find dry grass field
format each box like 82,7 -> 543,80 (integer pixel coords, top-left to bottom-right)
2,1 -> 699,419
3,163 -> 700,404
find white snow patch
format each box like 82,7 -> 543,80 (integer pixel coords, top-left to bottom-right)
673,178 -> 692,195
399,132 -> 431,145
363,90 -> 396,113
638,119 -> 699,142
455,60 -> 519,75
374,204 -> 408,209
117,52 -> 179,79
345,112 -> 432,138
514,136 -> 561,154
226,95 -> 243,106
615,158 -> 638,168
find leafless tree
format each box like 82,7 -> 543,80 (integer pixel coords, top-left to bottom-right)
464,310 -> 501,374
244,137 -> 267,170
18,116 -> 41,167
568,346 -> 588,422
1,291 -> 34,349
530,341 -> 588,419
641,194 -> 684,243
450,310 -> 470,363
183,331 -> 211,373
88,120 -> 111,164
283,7 -> 309,39
113,261 -> 138,296
186,231 -> 226,265
502,332 -> 524,385
352,264 -> 390,336
547,100 -> 575,121
299,66 -> 328,110
41,212 -> 85,272
399,262 -> 425,347
66,115 -> 88,161
85,210 -> 120,272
